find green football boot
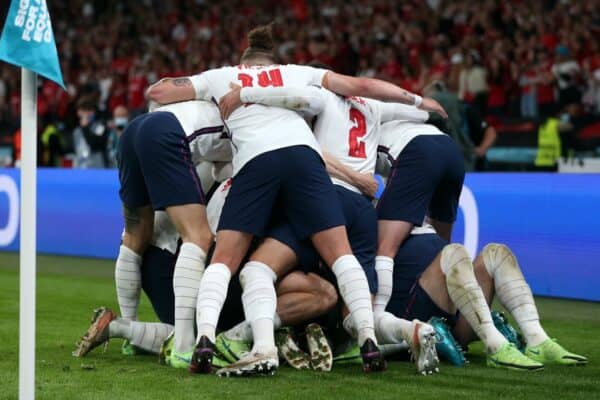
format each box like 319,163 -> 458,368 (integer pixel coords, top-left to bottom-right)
215,332 -> 252,364
428,316 -> 466,366
167,350 -> 193,369
525,339 -> 588,366
492,311 -> 525,352
332,343 -> 362,365
487,342 -> 544,371
121,340 -> 151,356
212,353 -> 231,368
158,331 -> 175,365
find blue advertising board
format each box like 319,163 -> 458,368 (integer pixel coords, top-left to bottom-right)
0,168 -> 598,301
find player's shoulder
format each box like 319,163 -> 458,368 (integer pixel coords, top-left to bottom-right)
158,99 -> 218,112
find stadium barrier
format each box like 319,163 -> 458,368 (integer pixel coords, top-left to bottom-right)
0,168 -> 598,301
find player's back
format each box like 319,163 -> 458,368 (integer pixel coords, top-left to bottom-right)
155,100 -> 231,164
191,64 -> 327,174
313,91 -> 382,193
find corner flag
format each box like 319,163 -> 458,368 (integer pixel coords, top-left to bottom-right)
0,0 -> 64,88
0,1 -> 63,399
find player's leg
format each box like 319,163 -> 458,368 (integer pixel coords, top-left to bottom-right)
374,137 -> 441,313
281,147 -> 382,371
165,203 -> 213,356
73,307 -> 173,357
192,151 -> 280,373
427,134 -> 465,242
437,244 -> 543,370
215,225 -> 321,376
376,234 -> 451,373
133,112 -> 212,366
115,115 -> 154,323
480,243 -> 587,365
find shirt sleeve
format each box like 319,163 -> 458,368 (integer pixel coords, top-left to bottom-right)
287,64 -> 329,86
373,100 -> 429,123
240,86 -> 327,117
189,73 -> 211,100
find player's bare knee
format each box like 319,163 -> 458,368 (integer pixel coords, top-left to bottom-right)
180,228 -> 213,253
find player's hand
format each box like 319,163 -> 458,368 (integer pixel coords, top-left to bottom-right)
419,97 -> 448,119
219,82 -> 243,120
356,172 -> 379,198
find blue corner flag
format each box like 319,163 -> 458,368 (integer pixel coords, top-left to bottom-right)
0,0 -> 64,88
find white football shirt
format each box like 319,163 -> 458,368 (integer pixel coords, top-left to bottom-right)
313,90 -> 429,192
154,100 -> 232,164
189,65 -> 328,175
376,120 -> 444,177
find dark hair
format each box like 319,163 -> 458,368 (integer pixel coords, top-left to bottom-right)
241,23 -> 276,64
77,96 -> 96,111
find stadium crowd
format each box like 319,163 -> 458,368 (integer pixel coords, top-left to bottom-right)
0,0 -> 598,167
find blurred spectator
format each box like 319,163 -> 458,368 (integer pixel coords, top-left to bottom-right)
459,50 -> 489,116
552,45 -> 582,110
519,60 -> 539,119
536,50 -> 557,117
107,105 -> 129,167
73,97 -> 109,168
465,106 -> 497,171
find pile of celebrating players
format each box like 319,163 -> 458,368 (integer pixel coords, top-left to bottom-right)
73,25 -> 587,377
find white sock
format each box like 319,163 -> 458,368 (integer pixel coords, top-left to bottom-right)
196,262 -> 231,343
109,319 -> 173,354
240,261 -> 277,352
482,244 -> 549,347
173,242 -> 206,353
373,256 -> 394,313
441,244 -> 507,354
374,311 -> 412,345
332,255 -> 376,346
343,314 -> 357,339
115,245 -> 142,320
224,313 -> 281,342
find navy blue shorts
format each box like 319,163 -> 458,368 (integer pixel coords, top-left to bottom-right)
218,146 -> 345,238
377,134 -> 465,224
118,112 -> 205,210
266,185 -> 378,294
386,233 -> 455,323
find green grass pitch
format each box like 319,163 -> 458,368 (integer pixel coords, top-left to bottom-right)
1,252 -> 599,400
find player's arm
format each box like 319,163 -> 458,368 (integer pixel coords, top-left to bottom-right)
322,71 -> 448,118
146,75 -> 210,105
219,83 -> 326,119
322,152 -> 378,198
376,101 -> 429,123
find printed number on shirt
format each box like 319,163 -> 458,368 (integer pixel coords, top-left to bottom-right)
238,69 -> 284,88
348,108 -> 367,158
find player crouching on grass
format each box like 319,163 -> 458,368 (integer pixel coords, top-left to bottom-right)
383,225 -> 587,370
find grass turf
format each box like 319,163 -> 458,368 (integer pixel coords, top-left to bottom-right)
0,253 -> 599,400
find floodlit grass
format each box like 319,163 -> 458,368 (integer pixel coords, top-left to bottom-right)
0,253 -> 599,400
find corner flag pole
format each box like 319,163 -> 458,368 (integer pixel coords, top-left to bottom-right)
19,68 -> 37,400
